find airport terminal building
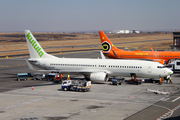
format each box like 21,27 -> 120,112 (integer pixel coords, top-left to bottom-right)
173,31 -> 180,49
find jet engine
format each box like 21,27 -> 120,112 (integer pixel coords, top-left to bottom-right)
90,72 -> 108,82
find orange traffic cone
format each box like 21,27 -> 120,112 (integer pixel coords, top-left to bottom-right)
32,86 -> 34,90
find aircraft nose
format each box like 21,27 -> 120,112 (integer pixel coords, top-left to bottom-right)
167,69 -> 173,75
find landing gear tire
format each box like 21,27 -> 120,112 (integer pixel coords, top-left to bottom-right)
64,88 -> 67,91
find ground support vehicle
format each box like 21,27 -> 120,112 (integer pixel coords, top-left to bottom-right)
47,73 -> 56,81
33,73 -> 46,80
17,73 -> 32,81
111,78 -> 122,85
166,59 -> 180,73
128,78 -> 141,85
150,78 -> 165,84
54,73 -> 63,83
62,80 -> 91,92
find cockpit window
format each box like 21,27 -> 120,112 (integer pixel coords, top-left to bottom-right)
157,66 -> 165,68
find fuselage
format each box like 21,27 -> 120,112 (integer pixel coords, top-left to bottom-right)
104,50 -> 180,64
30,57 -> 173,78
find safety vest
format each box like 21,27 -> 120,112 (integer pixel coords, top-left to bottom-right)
67,75 -> 70,80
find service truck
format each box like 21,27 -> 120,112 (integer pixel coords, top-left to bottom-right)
62,80 -> 91,92
54,73 -> 63,83
166,59 -> 180,73
33,73 -> 46,80
47,73 -> 56,81
111,78 -> 122,85
128,78 -> 141,85
17,73 -> 32,81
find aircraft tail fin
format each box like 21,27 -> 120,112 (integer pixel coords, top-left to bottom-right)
25,30 -> 56,59
99,31 -> 124,53
150,47 -> 154,51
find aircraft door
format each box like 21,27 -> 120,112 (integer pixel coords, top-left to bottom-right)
148,64 -> 152,73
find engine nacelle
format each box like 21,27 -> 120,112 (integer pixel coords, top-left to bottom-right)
90,72 -> 108,82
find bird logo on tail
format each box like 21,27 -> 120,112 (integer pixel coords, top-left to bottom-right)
102,41 -> 111,52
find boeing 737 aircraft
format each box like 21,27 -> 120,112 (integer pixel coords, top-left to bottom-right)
99,31 -> 180,64
25,30 -> 173,82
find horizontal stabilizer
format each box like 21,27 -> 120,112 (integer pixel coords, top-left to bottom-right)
25,59 -> 36,71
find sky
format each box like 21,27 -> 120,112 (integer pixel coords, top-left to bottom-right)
0,0 -> 180,32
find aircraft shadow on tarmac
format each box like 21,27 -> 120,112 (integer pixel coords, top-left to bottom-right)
1,73 -> 17,79
165,116 -> 180,120
23,82 -> 60,87
173,73 -> 180,77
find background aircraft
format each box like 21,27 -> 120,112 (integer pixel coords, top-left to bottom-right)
99,31 -> 180,64
25,30 -> 173,82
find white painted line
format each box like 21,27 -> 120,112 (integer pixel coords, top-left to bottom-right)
172,96 -> 180,102
154,104 -> 174,119
156,118 -> 161,120
162,114 -> 167,117
163,98 -> 170,101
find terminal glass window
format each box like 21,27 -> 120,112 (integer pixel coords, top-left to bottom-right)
174,37 -> 179,47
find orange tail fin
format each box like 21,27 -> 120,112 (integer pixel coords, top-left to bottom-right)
99,31 -> 123,52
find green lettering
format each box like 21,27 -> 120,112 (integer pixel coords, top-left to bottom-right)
29,38 -> 34,44
26,32 -> 31,39
34,44 -> 39,50
38,51 -> 44,58
32,41 -> 36,46
36,48 -> 41,53
26,32 -> 44,58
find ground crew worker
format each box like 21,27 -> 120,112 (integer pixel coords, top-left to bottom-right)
166,76 -> 169,83
67,75 -> 70,80
169,75 -> 172,84
134,74 -> 136,80
159,77 -> 162,85
54,75 -> 57,80
60,73 -> 63,80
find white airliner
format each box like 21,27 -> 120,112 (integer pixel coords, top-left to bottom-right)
24,30 -> 173,82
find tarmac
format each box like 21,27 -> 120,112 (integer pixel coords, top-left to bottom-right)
0,51 -> 180,120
